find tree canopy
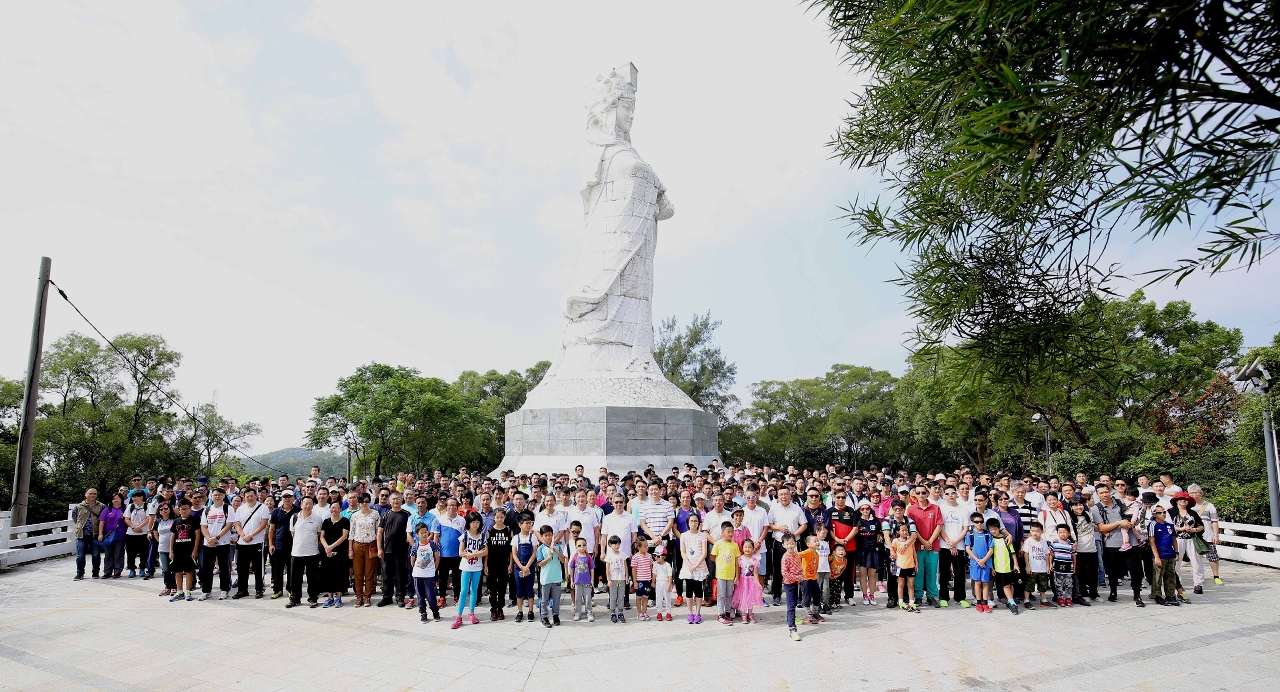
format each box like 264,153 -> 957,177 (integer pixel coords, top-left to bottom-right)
815,0 -> 1279,366
655,312 -> 739,422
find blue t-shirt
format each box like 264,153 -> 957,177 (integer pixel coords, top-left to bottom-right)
538,544 -> 564,583
1149,520 -> 1177,559
411,514 -> 439,546
965,529 -> 993,563
438,514 -> 466,558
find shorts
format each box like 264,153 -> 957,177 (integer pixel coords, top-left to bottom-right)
1205,542 -> 1220,563
969,563 -> 992,582
634,580 -> 652,598
898,567 -> 916,580
171,551 -> 195,573
993,571 -> 1016,590
682,579 -> 704,599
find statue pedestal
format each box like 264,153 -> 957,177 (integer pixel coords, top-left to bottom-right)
496,405 -> 718,477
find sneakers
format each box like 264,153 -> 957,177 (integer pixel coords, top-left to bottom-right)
421,612 -> 430,622
271,592 -> 283,599
928,598 -> 940,608
907,604 -> 921,613
1023,600 -> 1035,610
218,591 -> 228,601
611,614 -> 618,623
231,592 -> 247,600
542,618 -> 553,628
1134,598 -> 1146,607
694,614 -> 702,624
170,592 -> 184,602
1107,593 -> 1118,602
451,616 -> 463,629
1177,593 -> 1191,603
515,612 -> 524,623
1009,603 -> 1020,615
587,611 -> 595,622
846,597 -> 856,606
938,599 -> 949,607
1193,585 -> 1203,594
958,600 -> 970,608
790,628 -> 802,641
573,613 -> 581,622
553,615 -> 561,626
335,598 -> 343,608
1213,577 -> 1223,585
128,570 -> 137,578
198,592 -> 211,601
322,597 -> 335,608
674,596 -> 684,607
877,581 -> 886,593
1041,599 -> 1057,608
185,593 -> 193,601
771,597 -> 781,607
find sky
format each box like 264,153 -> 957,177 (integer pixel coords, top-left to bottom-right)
2,1 -> 1276,456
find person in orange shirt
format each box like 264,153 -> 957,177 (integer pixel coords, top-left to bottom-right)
798,535 -> 825,624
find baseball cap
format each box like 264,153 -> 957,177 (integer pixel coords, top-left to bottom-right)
281,490 -> 295,497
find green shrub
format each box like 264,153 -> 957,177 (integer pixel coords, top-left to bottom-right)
1210,481 -> 1272,525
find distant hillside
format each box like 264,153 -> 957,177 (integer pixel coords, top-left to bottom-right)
243,447 -> 349,479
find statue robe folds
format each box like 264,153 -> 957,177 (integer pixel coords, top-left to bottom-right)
522,143 -> 694,410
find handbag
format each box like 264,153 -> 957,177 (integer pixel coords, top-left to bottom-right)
1193,534 -> 1211,555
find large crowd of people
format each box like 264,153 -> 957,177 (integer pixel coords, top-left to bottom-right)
68,462 -> 1224,640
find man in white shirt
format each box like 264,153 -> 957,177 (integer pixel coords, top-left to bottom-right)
937,486 -> 971,607
566,490 -> 602,554
739,487 -> 770,581
232,487 -> 269,599
199,488 -> 233,600
702,493 -> 733,550
766,487 -> 806,606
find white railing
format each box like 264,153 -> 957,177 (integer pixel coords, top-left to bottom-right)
1215,521 -> 1280,569
0,506 -> 76,568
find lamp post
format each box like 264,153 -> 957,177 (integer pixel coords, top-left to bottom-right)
1236,357 -> 1278,528
1031,413 -> 1052,476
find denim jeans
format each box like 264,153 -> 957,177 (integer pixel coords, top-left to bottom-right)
784,582 -> 799,629
75,536 -> 100,577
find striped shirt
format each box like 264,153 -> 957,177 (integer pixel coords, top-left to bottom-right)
632,551 -> 653,580
1011,501 -> 1036,534
640,499 -> 675,541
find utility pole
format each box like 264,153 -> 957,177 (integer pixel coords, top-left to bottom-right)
11,257 -> 51,527
1236,357 -> 1278,527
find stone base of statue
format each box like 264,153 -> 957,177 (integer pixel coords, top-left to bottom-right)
496,374 -> 719,477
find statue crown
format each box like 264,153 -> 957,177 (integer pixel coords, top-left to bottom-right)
584,62 -> 638,111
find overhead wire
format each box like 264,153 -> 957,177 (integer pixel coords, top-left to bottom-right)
47,279 -> 288,478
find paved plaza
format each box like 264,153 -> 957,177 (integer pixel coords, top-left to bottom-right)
1,556 -> 1278,691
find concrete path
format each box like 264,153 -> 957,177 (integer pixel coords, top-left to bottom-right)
1,557 -> 1277,691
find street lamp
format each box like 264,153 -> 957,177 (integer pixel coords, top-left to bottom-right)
1031,413 -> 1052,476
1236,357 -> 1278,527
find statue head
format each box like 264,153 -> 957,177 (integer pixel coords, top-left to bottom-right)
584,63 -> 637,145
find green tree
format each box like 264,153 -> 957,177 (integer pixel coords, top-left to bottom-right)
655,312 -> 739,422
452,361 -> 549,463
822,364 -> 899,469
741,378 -> 833,468
815,0 -> 1279,365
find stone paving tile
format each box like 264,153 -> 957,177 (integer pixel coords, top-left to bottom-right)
2,557 -> 1278,690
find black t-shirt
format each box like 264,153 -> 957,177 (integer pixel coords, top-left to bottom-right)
271,506 -> 300,546
487,525 -> 513,566
322,516 -> 350,549
380,508 -> 410,552
171,516 -> 199,554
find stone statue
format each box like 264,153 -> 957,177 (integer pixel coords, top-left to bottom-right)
523,63 -> 696,410
499,63 -> 718,476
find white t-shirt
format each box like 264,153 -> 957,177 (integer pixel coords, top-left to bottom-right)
767,502 -> 804,542
460,531 -> 486,572
703,509 -> 734,545
289,512 -> 324,557
938,501 -> 969,547
125,503 -> 150,536
740,505 -> 770,544
1022,537 -> 1051,573
234,502 -> 268,545
601,512 -> 637,556
534,510 -> 567,542
155,517 -> 174,552
566,505 -> 601,552
605,550 -> 629,581
201,503 -> 232,545
1025,490 -> 1045,510
411,542 -> 437,578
